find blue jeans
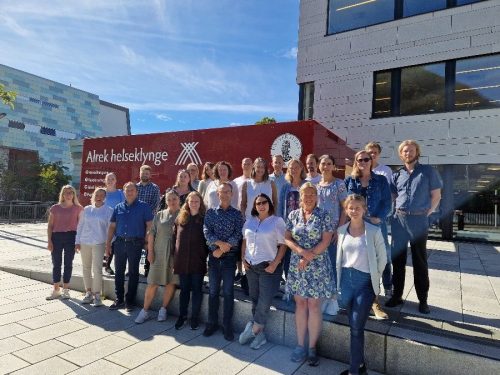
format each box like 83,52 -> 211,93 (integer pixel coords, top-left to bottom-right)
339,267 -> 375,375
327,241 -> 337,284
114,238 -> 143,305
178,273 -> 204,319
51,231 -> 76,284
379,220 -> 392,292
246,261 -> 282,326
208,254 -> 237,328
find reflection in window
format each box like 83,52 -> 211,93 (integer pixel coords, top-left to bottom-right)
373,72 -> 392,116
300,82 -> 315,120
400,63 -> 446,115
403,0 -> 446,17
455,54 -> 500,111
328,0 -> 394,34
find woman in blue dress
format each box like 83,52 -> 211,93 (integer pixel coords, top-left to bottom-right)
285,182 -> 335,366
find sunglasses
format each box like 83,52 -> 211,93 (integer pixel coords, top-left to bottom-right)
356,158 -> 371,163
255,201 -> 269,206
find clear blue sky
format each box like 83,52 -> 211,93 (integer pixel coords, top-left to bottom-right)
0,0 -> 300,134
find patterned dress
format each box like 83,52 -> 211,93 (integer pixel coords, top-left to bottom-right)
285,206 -> 336,298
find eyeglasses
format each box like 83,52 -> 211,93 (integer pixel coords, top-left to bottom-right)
356,158 -> 371,163
255,201 -> 269,206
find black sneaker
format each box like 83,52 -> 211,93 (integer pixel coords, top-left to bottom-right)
203,324 -> 218,337
223,326 -> 234,341
419,301 -> 430,314
385,297 -> 404,308
104,267 -> 115,276
109,300 -> 125,310
234,272 -> 242,282
307,348 -> 319,367
175,316 -> 186,330
190,317 -> 199,330
144,269 -> 149,278
125,303 -> 135,312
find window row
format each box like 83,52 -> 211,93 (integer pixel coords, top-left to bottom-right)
328,0 -> 486,34
373,53 -> 500,117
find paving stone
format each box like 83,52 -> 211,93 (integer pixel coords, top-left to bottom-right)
0,353 -> 30,375
168,330 -> 231,363
10,357 -> 78,375
184,349 -> 254,375
0,299 -> 51,316
66,359 -> 128,375
125,352 -> 194,375
16,319 -> 87,345
59,335 -> 134,366
18,308 -> 79,330
238,345 -> 303,375
0,322 -> 30,339
0,307 -> 43,326
0,335 -> 31,356
296,357 -> 384,375
462,295 -> 500,315
223,339 -> 275,360
13,339 -> 73,364
0,296 -> 15,305
113,316 -> 174,342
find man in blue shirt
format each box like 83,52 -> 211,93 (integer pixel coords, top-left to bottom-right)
106,182 -> 153,311
386,140 -> 442,314
136,165 -> 160,278
269,154 -> 286,215
203,182 -> 244,341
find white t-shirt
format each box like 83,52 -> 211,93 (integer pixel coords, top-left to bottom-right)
204,180 -> 239,209
372,164 -> 393,186
75,205 -> 113,245
306,174 -> 321,185
243,215 -> 286,265
243,180 -> 274,220
233,175 -> 250,209
341,232 -> 370,273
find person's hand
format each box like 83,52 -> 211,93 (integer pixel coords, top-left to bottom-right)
243,259 -> 251,271
302,251 -> 315,262
370,217 -> 381,225
331,231 -> 338,244
213,248 -> 223,258
298,258 -> 309,271
147,250 -> 155,264
219,242 -> 231,253
265,261 -> 278,274
47,240 -> 53,252
105,243 -> 111,257
75,244 -> 81,253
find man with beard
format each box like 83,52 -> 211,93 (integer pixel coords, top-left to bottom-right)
305,153 -> 321,184
136,165 -> 161,278
386,140 -> 442,314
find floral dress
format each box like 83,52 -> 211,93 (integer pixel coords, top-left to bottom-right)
285,206 -> 336,298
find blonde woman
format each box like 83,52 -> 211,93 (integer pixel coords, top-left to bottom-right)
46,185 -> 83,300
135,190 -> 180,323
285,182 -> 334,366
186,163 -> 200,191
75,187 -> 113,306
197,161 -> 215,200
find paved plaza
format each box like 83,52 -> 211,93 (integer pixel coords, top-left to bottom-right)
0,223 -> 499,374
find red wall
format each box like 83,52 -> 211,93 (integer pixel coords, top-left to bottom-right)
79,120 -> 354,204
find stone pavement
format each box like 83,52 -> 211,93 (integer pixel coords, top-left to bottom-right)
0,270 -> 381,375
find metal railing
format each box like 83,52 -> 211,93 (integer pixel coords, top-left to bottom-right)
0,201 -> 54,223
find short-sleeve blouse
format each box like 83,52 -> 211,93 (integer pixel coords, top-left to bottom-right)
286,206 -> 333,249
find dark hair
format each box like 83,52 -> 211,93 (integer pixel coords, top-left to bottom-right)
250,193 -> 275,217
214,161 -> 233,179
306,153 -> 319,163
250,157 -> 270,181
202,162 -> 215,180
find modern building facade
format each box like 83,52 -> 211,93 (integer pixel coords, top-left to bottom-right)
297,0 -> 500,238
0,64 -> 130,193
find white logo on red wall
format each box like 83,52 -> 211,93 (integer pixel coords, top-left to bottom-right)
175,142 -> 202,166
270,133 -> 302,163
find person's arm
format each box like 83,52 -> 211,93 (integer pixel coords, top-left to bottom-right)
226,211 -> 244,249
231,181 -> 239,208
285,230 -> 304,256
271,181 -> 278,208
147,222 -> 155,264
203,211 -> 228,257
240,181 -> 248,215
374,228 -> 387,275
428,189 -> 441,216
153,186 -> 161,215
47,212 -> 54,251
310,231 -> 333,257
241,239 -> 249,270
105,222 -> 116,257
75,209 -> 85,252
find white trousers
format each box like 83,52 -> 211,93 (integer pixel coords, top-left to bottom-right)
80,243 -> 104,293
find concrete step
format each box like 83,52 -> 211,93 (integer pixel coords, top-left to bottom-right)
1,265 -> 499,375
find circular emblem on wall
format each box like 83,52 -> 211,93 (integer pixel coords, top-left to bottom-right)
270,133 -> 302,163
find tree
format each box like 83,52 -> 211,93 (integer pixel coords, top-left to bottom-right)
0,83 -> 17,109
38,161 -> 72,201
255,116 -> 277,125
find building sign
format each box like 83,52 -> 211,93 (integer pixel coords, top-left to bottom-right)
79,120 -> 353,204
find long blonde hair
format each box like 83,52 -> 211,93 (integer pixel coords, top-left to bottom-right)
176,191 -> 206,226
285,159 -> 306,183
351,150 -> 372,179
299,182 -> 318,209
58,185 -> 82,206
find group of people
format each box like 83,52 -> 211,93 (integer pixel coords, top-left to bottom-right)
46,139 -> 442,375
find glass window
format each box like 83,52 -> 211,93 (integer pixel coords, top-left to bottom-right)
300,82 -> 315,120
403,0 -> 447,17
373,72 -> 392,117
328,0 -> 394,34
400,63 -> 446,115
455,54 -> 500,111
456,0 -> 485,5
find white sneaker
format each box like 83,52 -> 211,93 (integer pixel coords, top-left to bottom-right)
323,299 -> 339,316
61,289 -> 71,299
46,289 -> 61,300
135,309 -> 151,324
239,321 -> 255,345
250,331 -> 267,350
157,307 -> 167,322
82,292 -> 93,304
92,294 -> 103,307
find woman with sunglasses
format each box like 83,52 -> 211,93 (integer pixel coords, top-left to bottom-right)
344,150 -> 391,321
239,194 -> 286,350
337,194 -> 387,375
